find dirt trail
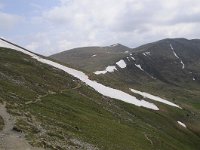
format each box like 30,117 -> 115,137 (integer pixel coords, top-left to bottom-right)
0,103 -> 43,150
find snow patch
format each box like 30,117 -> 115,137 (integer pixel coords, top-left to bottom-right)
170,44 -> 174,50
130,88 -> 181,108
127,57 -> 130,61
124,51 -> 129,54
180,60 -> 185,69
92,54 -> 96,57
94,66 -> 117,75
143,52 -> 151,56
170,44 -> 185,69
95,59 -> 127,75
193,77 -> 196,81
116,60 -> 126,68
0,39 -> 159,110
134,64 -> 155,79
177,121 -> 186,128
135,64 -> 144,71
94,70 -> 107,75
131,57 -> 135,61
110,43 -> 119,47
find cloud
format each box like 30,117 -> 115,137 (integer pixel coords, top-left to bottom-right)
26,42 -> 39,51
0,12 -> 22,30
5,0 -> 200,55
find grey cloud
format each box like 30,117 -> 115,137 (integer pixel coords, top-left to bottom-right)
17,0 -> 200,55
0,12 -> 22,30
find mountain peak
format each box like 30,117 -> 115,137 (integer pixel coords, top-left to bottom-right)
109,43 -> 127,47
110,43 -> 121,47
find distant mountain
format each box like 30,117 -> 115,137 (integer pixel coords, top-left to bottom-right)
50,43 -> 131,72
50,38 -> 200,84
108,38 -> 200,85
1,38 -> 200,150
50,39 -> 200,150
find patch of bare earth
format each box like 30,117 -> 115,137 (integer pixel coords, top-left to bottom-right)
0,103 -> 43,150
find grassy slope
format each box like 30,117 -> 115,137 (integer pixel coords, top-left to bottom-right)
0,48 -> 200,149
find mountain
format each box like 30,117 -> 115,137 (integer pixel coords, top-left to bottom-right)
50,39 -> 200,80
1,38 -> 200,150
50,43 -> 131,72
50,38 -> 200,148
50,38 -> 200,86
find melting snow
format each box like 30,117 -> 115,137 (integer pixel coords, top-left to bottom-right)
110,43 -> 119,47
0,39 -> 159,110
134,64 -> 155,79
177,121 -> 186,128
170,44 -> 174,50
131,57 -> 135,61
170,44 -> 185,69
124,51 -> 129,54
94,66 -> 117,75
193,77 -> 196,81
135,64 -> 144,71
127,57 -> 130,61
92,54 -> 96,57
130,53 -> 132,56
95,59 -> 127,75
143,52 -> 151,56
94,71 -> 107,75
116,60 -> 126,68
130,88 -> 181,108
180,60 -> 185,69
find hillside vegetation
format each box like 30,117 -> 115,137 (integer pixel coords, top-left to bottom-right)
0,47 -> 200,149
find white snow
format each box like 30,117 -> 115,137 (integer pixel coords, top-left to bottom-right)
180,60 -> 185,69
94,66 -> 117,75
92,54 -> 96,57
94,70 -> 107,75
134,64 -> 155,79
170,44 -> 185,69
0,39 -> 159,110
170,44 -> 174,50
124,51 -> 129,54
94,59 -> 127,75
110,43 -> 119,47
172,51 -> 179,59
170,44 -> 180,59
106,66 -> 117,72
131,57 -> 135,61
193,77 -> 196,81
127,57 -> 130,61
135,64 -> 144,71
130,88 -> 181,108
143,52 -> 151,56
116,60 -> 126,68
0,39 -> 29,53
177,121 -> 186,128
130,53 -> 132,56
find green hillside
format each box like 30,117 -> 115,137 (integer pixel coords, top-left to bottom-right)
50,44 -> 131,72
0,47 -> 200,150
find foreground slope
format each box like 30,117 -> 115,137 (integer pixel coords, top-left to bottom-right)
0,39 -> 200,149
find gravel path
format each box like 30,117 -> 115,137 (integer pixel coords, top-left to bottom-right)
0,103 -> 43,150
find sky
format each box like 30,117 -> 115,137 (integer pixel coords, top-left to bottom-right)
0,0 -> 200,56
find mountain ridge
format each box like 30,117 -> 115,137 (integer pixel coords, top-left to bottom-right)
0,38 -> 200,149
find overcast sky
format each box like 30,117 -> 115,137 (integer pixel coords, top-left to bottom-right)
0,0 -> 200,56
